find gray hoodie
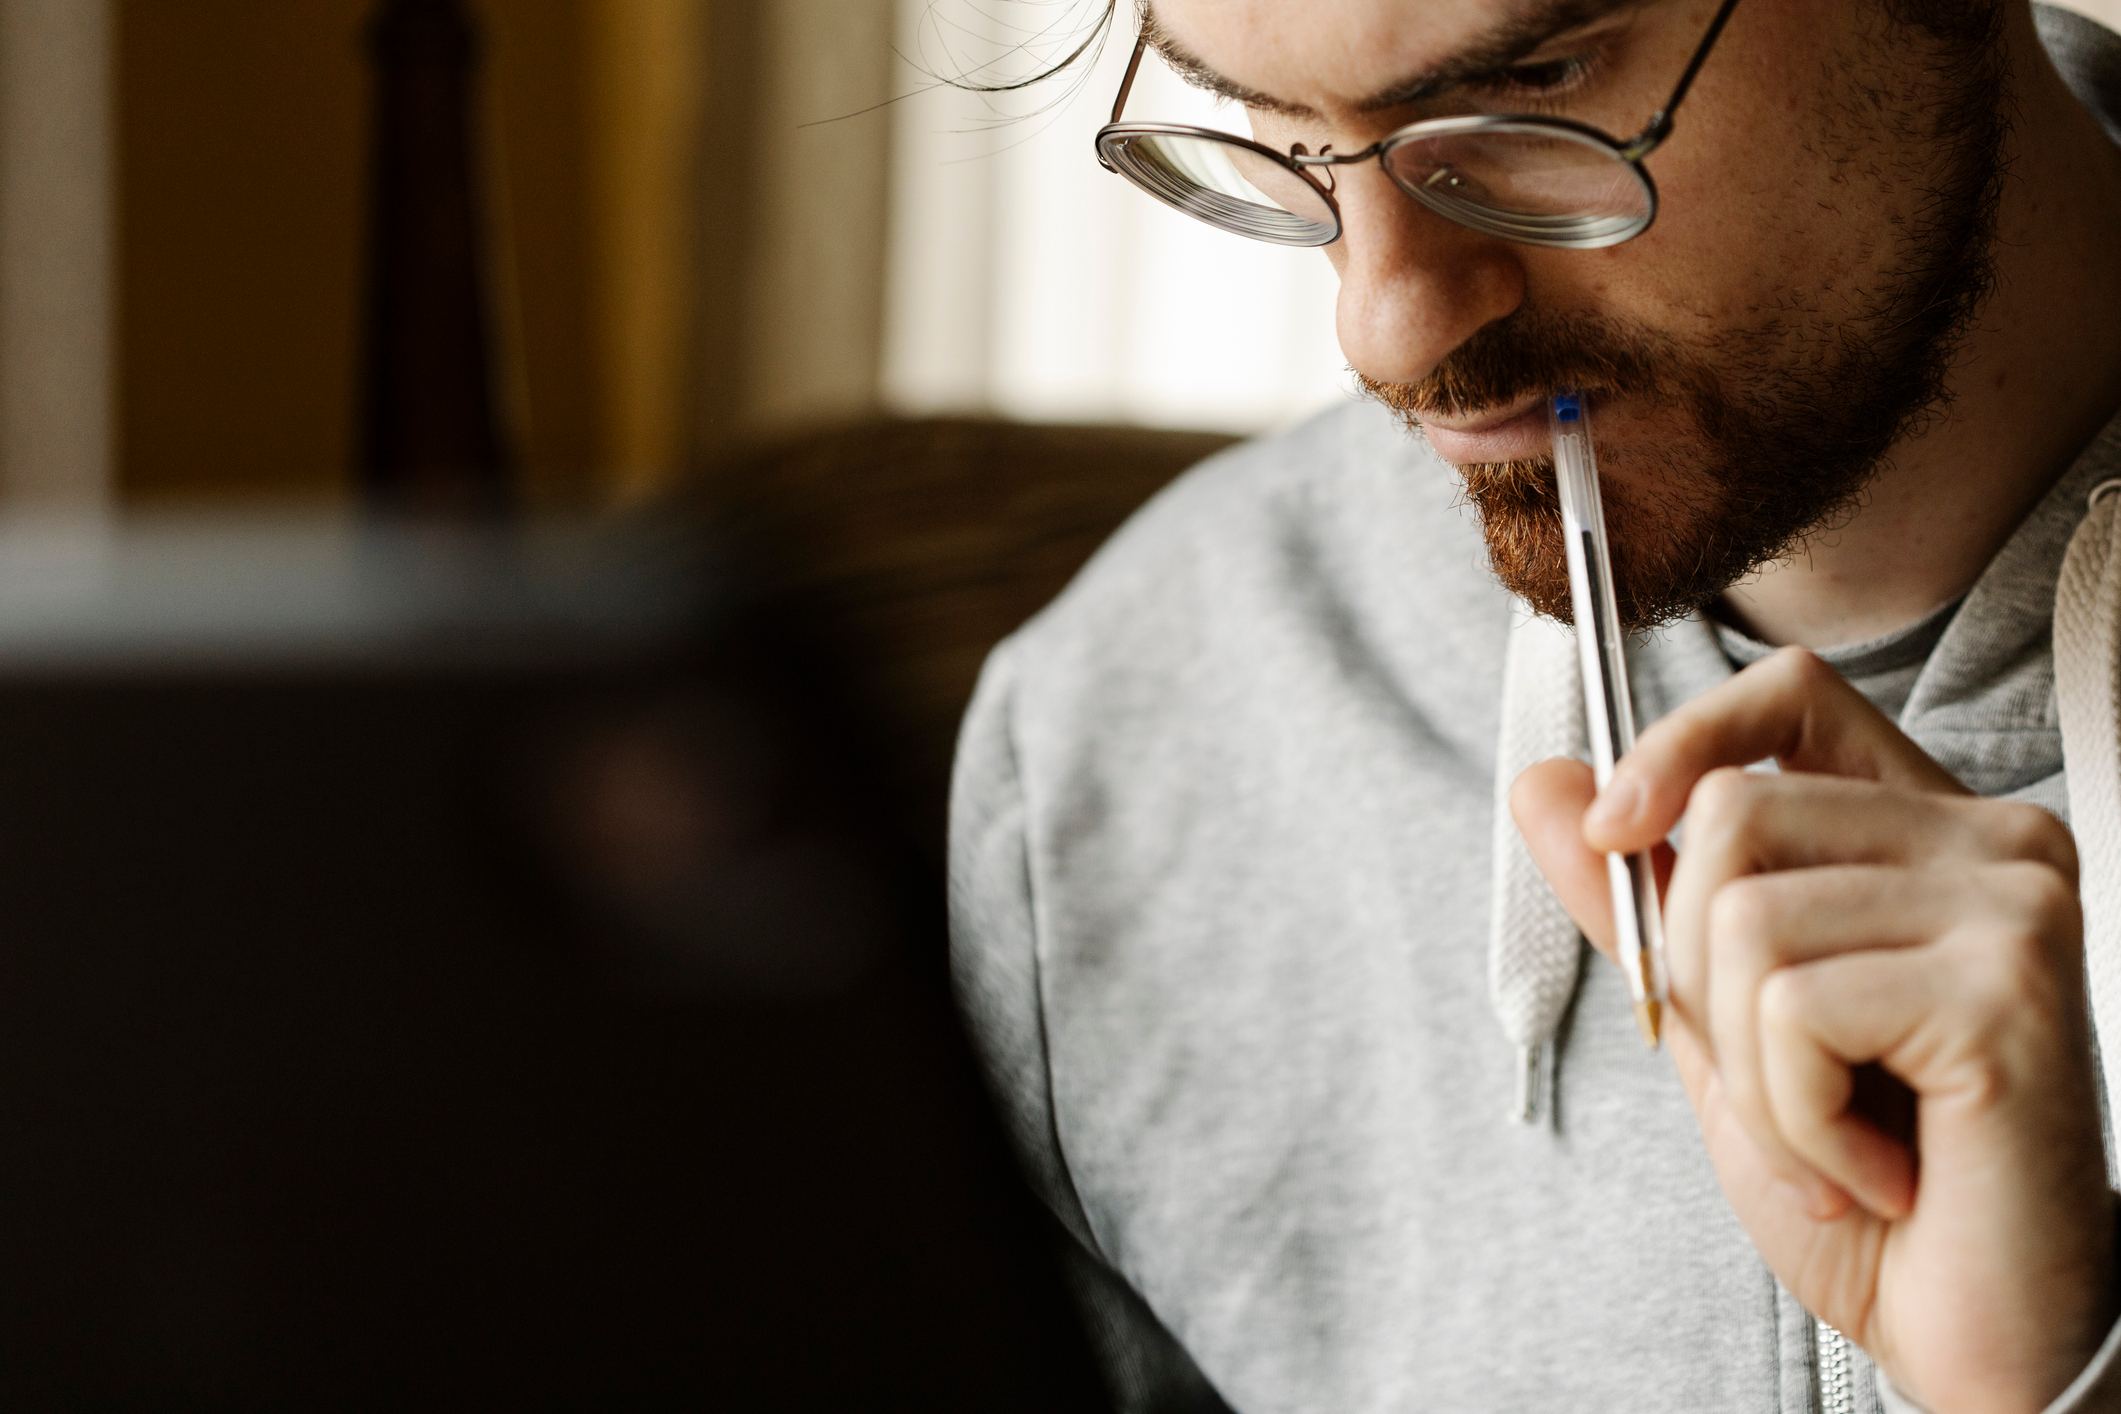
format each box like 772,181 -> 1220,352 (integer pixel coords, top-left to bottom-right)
948,9 -> 2121,1411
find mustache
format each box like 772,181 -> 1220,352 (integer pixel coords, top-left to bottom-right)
1357,309 -> 1678,423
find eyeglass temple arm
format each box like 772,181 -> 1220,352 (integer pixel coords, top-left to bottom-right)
1098,37 -> 1148,172
1621,0 -> 1743,159
1111,37 -> 1147,124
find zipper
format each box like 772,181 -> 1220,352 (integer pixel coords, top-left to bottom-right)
1815,1319 -> 1856,1414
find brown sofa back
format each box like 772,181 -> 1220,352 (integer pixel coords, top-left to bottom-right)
701,417 -> 1240,869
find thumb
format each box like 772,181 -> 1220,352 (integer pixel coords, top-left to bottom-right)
1509,758 -> 1674,966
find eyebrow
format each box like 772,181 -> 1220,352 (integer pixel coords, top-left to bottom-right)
1138,0 -> 1644,119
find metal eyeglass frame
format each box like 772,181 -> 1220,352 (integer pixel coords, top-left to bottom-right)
1094,0 -> 1743,251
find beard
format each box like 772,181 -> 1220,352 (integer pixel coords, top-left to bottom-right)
1360,13 -> 2009,632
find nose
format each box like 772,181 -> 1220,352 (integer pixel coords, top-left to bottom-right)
1325,164 -> 1528,386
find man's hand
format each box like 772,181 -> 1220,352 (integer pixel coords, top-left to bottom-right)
1512,646 -> 2118,1413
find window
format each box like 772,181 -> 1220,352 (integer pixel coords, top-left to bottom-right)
884,0 -> 1351,434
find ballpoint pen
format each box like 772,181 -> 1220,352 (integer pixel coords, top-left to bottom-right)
1550,391 -> 1671,1048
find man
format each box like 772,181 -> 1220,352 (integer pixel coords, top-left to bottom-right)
948,1 -> 2121,1409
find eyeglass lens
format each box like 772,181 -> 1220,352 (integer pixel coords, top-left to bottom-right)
1102,133 -> 1339,246
1383,124 -> 1653,244
1103,122 -> 1654,249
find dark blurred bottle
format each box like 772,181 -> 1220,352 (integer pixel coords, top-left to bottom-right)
358,0 -> 514,516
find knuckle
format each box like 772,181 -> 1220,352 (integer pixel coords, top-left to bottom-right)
1942,1042 -> 2014,1113
1707,878 -> 1780,956
1756,967 -> 1811,1033
1996,861 -> 2083,942
2054,826 -> 2084,883
1962,926 -> 2054,1022
1943,925 -> 2068,1106
1753,977 -> 1840,1142
1714,1049 -> 1775,1129
1983,801 -> 2077,876
1968,864 -> 2087,983
1688,766 -> 1760,836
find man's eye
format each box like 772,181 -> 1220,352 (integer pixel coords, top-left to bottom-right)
1468,54 -> 1598,100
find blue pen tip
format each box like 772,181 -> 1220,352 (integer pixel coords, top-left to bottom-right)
1553,392 -> 1584,423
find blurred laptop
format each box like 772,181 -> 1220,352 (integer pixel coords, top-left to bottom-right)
0,515 -> 1105,1410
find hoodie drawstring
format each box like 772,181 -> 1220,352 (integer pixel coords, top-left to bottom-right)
2056,476 -> 2121,1176
1489,607 -> 1588,1125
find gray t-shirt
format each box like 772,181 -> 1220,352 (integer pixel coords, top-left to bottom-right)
1713,597 -> 1961,726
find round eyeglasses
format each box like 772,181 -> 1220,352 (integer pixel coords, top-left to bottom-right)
1094,0 -> 1742,252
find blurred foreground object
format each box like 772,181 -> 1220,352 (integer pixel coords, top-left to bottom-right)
359,0 -> 512,514
0,514 -> 1100,1408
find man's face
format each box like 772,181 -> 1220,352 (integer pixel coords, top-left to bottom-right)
1145,0 -> 2005,628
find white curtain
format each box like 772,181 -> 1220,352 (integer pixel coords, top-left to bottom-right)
883,0 -> 1351,435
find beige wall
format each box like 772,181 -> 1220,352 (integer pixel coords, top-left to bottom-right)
691,0 -> 895,470
589,0 -> 706,500
112,0 -> 886,507
0,0 -> 114,508
116,0 -> 675,506
711,2 -> 893,444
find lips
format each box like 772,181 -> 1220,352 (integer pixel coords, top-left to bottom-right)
1418,395 -> 1555,466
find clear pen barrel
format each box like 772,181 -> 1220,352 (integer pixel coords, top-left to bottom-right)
1550,396 -> 1670,1008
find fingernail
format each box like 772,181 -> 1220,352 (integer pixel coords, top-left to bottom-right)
1587,777 -> 1644,835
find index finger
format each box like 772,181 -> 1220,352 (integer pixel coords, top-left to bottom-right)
1585,646 -> 1968,855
